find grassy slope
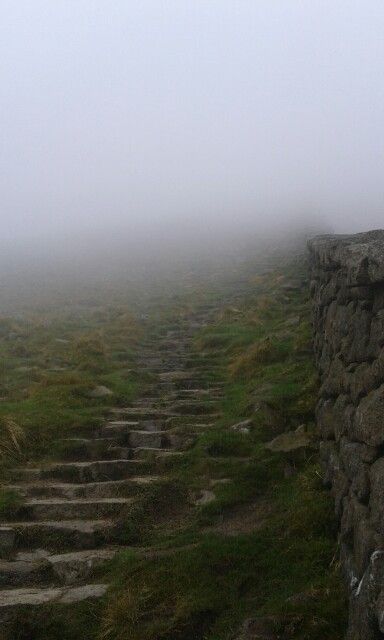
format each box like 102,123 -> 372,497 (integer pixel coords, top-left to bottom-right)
0,306 -> 143,515
100,258 -> 347,640
0,254 -> 347,639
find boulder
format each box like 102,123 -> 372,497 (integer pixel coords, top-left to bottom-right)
88,385 -> 113,399
265,428 -> 313,453
230,419 -> 252,434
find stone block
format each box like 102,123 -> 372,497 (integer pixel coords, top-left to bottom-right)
353,384 -> 384,446
369,458 -> 384,534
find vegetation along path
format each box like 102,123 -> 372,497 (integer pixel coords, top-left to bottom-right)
0,251 -> 348,639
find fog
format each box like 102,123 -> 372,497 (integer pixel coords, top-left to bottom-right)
1,1 -> 384,273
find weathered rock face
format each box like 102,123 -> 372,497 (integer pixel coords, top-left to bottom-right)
309,230 -> 384,639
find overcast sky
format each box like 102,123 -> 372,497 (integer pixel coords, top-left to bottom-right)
1,0 -> 384,247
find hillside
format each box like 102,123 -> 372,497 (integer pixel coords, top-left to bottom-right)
0,246 -> 346,639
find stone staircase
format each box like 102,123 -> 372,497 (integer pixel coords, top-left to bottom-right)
0,309 -> 224,626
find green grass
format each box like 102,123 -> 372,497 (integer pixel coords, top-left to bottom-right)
0,307 -> 142,474
101,260 -> 347,640
0,254 -> 347,639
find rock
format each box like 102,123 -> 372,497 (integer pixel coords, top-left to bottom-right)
352,384 -> 384,446
308,230 -> 384,286
284,315 -> 301,327
48,549 -> 117,584
194,490 -> 215,506
319,440 -> 341,487
353,519 -> 380,577
265,429 -> 313,453
0,583 -> 107,609
339,438 -> 376,502
230,419 -> 252,434
316,395 -> 353,441
368,458 -> 384,534
88,385 -> 113,398
347,550 -> 384,640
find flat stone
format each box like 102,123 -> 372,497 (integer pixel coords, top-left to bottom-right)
265,430 -> 313,453
12,519 -> 113,551
40,459 -> 149,482
129,430 -> 164,449
88,386 -> 113,398
0,583 -> 107,608
23,497 -> 133,520
48,548 -> 118,584
230,419 -> 252,434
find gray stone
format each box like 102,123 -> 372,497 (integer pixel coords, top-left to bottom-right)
316,395 -> 352,441
88,385 -> 113,398
0,583 -> 107,609
129,430 -> 164,449
339,438 -> 376,502
353,384 -> 384,446
353,519 -> 380,577
230,419 -> 252,434
48,548 -> 117,584
319,440 -> 340,487
368,458 -> 384,534
265,429 -> 313,453
340,494 -> 368,545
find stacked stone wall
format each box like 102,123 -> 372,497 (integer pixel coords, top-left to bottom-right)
309,230 -> 384,639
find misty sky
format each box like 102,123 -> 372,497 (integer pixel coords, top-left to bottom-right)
1,1 -> 384,246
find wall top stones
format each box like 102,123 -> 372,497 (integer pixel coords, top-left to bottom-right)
308,230 -> 384,285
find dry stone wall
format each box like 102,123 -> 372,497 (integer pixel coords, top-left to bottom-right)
308,230 -> 384,639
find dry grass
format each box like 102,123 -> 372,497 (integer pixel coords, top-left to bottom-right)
228,337 -> 280,379
0,416 -> 26,462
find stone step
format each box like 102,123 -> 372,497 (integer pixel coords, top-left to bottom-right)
18,497 -> 133,521
128,430 -> 167,449
0,557 -> 52,587
110,408 -> 174,420
170,400 -> 218,415
164,415 -> 220,428
174,388 -> 223,398
11,519 -> 113,551
56,438 -> 129,461
0,583 -> 107,613
9,476 -> 159,500
158,371 -> 197,382
47,547 -> 119,585
133,447 -> 167,459
154,450 -> 184,461
11,459 -> 151,483
100,421 -> 139,438
0,547 -> 122,587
